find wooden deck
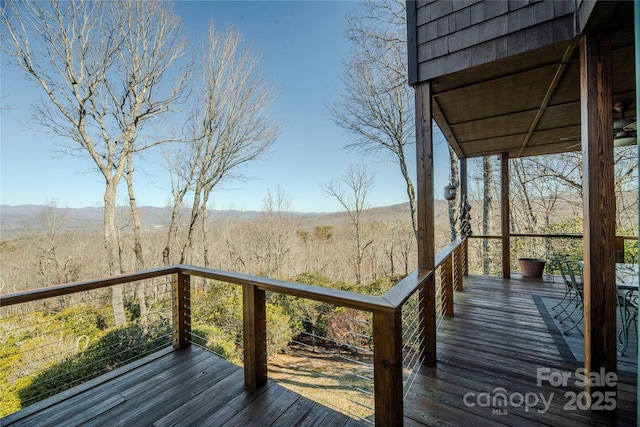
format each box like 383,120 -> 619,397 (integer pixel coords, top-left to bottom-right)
2,345 -> 365,427
3,274 -> 637,426
404,274 -> 637,426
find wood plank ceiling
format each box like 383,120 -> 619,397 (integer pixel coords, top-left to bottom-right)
429,3 -> 636,160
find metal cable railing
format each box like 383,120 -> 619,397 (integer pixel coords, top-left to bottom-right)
467,234 -> 638,276
0,277 -> 174,416
400,239 -> 465,403
186,282 -> 244,365
2,246 -> 469,426
401,290 -> 425,399
265,293 -> 375,424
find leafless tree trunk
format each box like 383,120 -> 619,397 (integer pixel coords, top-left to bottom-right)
323,164 -> 375,285
613,147 -> 639,232
328,0 -> 417,241
447,146 -> 460,240
164,22 -> 279,266
2,0 -> 189,324
482,156 -> 494,275
511,158 -> 537,231
163,147 -> 192,266
124,154 -> 148,323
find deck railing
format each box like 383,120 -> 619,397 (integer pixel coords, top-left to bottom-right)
467,234 -> 638,276
0,273 -> 177,419
0,238 -> 468,426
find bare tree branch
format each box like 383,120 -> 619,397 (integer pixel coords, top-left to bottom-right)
327,0 -> 417,240
164,22 -> 280,265
2,0 -> 190,325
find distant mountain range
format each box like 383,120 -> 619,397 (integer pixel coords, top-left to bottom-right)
0,202 -> 438,240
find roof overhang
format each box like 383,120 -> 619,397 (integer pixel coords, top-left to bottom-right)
429,1 -> 636,159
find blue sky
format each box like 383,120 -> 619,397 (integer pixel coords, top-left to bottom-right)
1,0 -> 449,213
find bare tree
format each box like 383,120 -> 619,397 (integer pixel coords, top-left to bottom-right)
163,22 -> 279,265
447,146 -> 460,240
30,200 -> 84,287
323,164 -> 375,285
2,0 -> 189,324
482,156 -> 494,275
251,186 -> 295,278
612,147 -> 639,232
123,154 -> 148,323
328,0 -> 417,240
517,147 -> 637,233
510,157 -> 564,233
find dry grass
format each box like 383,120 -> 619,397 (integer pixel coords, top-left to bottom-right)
268,343 -> 374,422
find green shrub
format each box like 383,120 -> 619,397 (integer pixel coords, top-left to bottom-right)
191,324 -> 240,363
17,320 -> 171,407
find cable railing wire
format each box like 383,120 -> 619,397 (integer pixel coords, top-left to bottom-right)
290,341 -> 373,381
19,331 -> 173,405
2,276 -> 176,415
401,290 -> 427,400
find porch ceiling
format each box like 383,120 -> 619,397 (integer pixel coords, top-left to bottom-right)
430,2 -> 636,159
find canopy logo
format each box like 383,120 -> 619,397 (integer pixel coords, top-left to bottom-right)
462,367 -> 618,415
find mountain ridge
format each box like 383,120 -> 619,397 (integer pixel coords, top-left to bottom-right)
1,202 -> 432,239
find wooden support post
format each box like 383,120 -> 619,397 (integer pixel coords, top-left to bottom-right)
172,272 -> 191,350
415,81 -> 436,367
454,244 -> 463,291
501,152 -> 510,279
373,309 -> 403,426
615,236 -> 625,263
243,284 -> 267,389
580,31 -> 617,407
443,254 -> 454,316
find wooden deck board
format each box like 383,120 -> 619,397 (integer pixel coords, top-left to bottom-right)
3,347 -> 364,427
2,273 -> 636,426
404,273 -> 637,426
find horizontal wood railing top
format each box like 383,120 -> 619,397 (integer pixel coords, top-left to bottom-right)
510,233 -> 583,239
1,264 -> 395,313
375,238 -> 463,308
381,268 -> 431,308
0,265 -> 181,307
434,238 -> 463,267
179,265 -> 395,313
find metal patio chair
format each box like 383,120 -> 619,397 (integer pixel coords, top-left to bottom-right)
558,258 -> 584,335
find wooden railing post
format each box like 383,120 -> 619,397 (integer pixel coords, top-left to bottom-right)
373,309 -> 403,426
443,254 -> 454,316
615,236 -> 625,263
419,275 -> 436,367
243,284 -> 267,389
172,272 -> 191,349
501,152 -> 511,279
454,244 -> 463,291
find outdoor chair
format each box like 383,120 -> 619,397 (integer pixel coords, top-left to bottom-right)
551,256 -> 573,313
552,256 -> 581,322
557,258 -> 584,335
617,289 -> 638,355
